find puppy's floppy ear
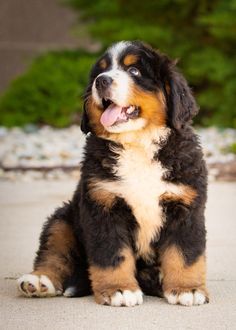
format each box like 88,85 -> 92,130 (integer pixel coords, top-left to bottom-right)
163,61 -> 199,130
80,101 -> 91,134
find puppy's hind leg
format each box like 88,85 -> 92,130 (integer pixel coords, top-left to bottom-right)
18,205 -> 77,298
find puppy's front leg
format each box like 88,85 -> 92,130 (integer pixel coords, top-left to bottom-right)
80,186 -> 143,307
160,246 -> 209,306
89,248 -> 143,307
159,185 -> 209,306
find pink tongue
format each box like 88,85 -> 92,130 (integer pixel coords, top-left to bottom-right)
100,104 -> 124,127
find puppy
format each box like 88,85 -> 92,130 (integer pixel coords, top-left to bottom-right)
18,41 -> 208,307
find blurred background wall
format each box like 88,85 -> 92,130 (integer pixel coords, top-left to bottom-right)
0,0 -> 82,92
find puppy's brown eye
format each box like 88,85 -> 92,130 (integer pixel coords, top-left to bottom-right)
127,67 -> 141,76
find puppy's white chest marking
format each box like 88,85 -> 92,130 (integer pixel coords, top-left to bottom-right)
96,129 -> 184,259
114,146 -> 167,258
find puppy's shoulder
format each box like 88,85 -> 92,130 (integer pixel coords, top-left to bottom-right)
157,127 -> 207,186
81,134 -> 122,180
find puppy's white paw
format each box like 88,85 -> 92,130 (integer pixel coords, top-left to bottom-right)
63,286 -> 77,297
111,289 -> 143,307
165,289 -> 208,306
193,290 -> 208,305
178,292 -> 194,306
17,274 -> 62,298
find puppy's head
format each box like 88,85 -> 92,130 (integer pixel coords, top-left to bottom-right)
81,41 -> 198,136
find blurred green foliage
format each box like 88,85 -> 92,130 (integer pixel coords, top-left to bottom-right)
228,143 -> 236,154
0,0 -> 235,128
0,51 -> 96,127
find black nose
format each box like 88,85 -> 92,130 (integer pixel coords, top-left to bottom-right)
95,75 -> 113,90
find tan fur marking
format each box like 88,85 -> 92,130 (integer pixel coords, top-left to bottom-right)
47,221 -> 76,253
129,87 -> 166,128
123,54 -> 139,66
99,58 -> 108,69
88,179 -> 117,209
33,221 -> 76,290
160,246 -> 208,296
89,248 -> 139,304
160,185 -> 197,206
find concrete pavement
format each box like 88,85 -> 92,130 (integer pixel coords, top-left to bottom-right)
0,180 -> 236,330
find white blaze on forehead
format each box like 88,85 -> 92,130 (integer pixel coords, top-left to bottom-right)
92,41 -> 133,107
108,41 -> 132,68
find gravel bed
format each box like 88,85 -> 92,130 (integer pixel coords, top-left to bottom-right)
0,125 -> 235,181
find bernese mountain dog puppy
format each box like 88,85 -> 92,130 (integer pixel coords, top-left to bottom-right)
17,41 -> 208,307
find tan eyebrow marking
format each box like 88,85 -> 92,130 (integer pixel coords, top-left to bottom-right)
99,59 -> 108,69
123,54 -> 139,66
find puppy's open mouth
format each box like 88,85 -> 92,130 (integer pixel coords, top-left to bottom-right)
100,98 -> 140,127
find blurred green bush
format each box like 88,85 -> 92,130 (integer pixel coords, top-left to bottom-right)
0,51 -> 96,127
0,0 -> 235,128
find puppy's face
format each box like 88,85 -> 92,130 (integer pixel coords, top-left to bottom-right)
82,41 -> 198,137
